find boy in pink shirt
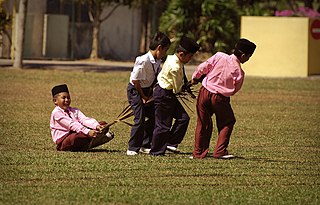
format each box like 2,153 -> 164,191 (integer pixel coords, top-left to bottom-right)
50,84 -> 114,151
190,39 -> 256,159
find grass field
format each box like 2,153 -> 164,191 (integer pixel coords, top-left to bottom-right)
0,68 -> 319,205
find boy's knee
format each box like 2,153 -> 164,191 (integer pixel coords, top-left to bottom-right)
99,121 -> 107,125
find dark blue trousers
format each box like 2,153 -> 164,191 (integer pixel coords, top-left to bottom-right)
127,83 -> 155,152
150,85 -> 190,155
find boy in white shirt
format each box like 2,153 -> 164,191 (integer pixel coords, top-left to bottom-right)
126,32 -> 171,155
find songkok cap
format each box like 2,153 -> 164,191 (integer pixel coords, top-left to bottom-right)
235,39 -> 256,55
52,84 -> 69,97
179,36 -> 200,54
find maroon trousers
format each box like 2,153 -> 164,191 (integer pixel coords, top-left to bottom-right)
56,121 -> 107,152
192,86 -> 236,159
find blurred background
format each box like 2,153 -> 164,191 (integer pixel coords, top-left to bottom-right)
0,0 -> 319,62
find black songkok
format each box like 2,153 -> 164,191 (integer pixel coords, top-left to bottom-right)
179,36 -> 200,54
52,84 -> 69,97
235,39 -> 256,55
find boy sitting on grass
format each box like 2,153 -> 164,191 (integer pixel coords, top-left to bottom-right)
50,84 -> 114,151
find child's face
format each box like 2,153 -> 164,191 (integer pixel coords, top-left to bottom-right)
53,92 -> 71,111
239,54 -> 252,64
156,45 -> 169,60
177,52 -> 194,64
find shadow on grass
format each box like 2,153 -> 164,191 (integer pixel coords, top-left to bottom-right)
86,149 -> 123,153
176,152 -> 303,163
235,156 -> 304,163
22,63 -> 132,72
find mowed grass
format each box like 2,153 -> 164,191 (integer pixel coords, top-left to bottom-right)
0,68 -> 319,205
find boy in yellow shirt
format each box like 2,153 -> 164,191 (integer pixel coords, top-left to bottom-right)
150,36 -> 200,156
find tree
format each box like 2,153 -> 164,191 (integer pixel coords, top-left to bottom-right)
160,0 -> 318,54
0,1 -> 12,48
13,0 -> 28,69
79,0 -> 164,59
159,0 -> 240,54
77,0 -> 135,60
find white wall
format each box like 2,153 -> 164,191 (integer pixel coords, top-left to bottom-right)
99,6 -> 142,60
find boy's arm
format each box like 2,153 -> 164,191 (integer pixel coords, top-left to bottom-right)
76,109 -> 100,130
191,54 -> 217,84
132,80 -> 150,103
233,69 -> 245,95
170,65 -> 184,94
191,62 -> 210,84
53,112 -> 92,135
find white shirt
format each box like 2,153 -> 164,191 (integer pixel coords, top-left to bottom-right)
129,51 -> 161,88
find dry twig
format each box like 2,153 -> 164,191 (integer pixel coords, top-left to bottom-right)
105,104 -> 134,128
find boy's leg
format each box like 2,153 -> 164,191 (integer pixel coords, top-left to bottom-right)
89,131 -> 114,149
57,132 -> 92,152
88,122 -> 114,149
127,84 -> 146,152
213,124 -> 234,157
192,86 -> 214,159
142,102 -> 155,148
167,99 -> 190,148
150,86 -> 174,155
212,95 -> 236,157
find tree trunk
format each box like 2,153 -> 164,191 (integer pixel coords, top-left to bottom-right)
13,0 -> 28,69
90,21 -> 99,59
88,3 -> 120,60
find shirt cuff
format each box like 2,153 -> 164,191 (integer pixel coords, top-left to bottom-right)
83,128 -> 91,135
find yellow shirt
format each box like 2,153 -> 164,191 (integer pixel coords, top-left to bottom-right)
158,54 -> 184,94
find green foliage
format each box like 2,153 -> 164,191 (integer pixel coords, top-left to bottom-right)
199,0 -> 240,53
159,0 -> 318,54
159,0 -> 240,54
239,2 -> 276,16
0,2 -> 11,34
0,68 -> 320,204
159,0 -> 201,38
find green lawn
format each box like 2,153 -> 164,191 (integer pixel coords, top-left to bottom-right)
0,68 -> 319,205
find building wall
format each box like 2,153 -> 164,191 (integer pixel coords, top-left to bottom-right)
99,6 -> 142,60
44,14 -> 69,59
241,16 -> 320,77
1,0 -> 143,60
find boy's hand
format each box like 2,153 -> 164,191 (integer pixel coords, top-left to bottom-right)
191,79 -> 198,85
88,130 -> 98,138
96,125 -> 106,133
192,74 -> 206,84
142,96 -> 151,104
145,97 -> 154,104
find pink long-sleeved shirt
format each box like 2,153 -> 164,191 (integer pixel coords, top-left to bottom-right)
50,106 -> 100,143
192,52 -> 245,97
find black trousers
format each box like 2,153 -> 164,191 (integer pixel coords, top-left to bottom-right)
127,83 -> 155,152
150,85 -> 190,155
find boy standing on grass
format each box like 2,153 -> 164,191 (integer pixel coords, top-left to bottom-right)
50,84 -> 114,151
126,32 -> 171,156
150,36 -> 200,156
190,38 -> 256,159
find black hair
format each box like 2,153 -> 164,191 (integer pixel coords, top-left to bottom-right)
149,31 -> 171,50
233,38 -> 256,57
233,49 -> 244,58
176,44 -> 189,54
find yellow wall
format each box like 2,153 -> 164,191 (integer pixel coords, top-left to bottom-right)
241,16 -> 319,77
